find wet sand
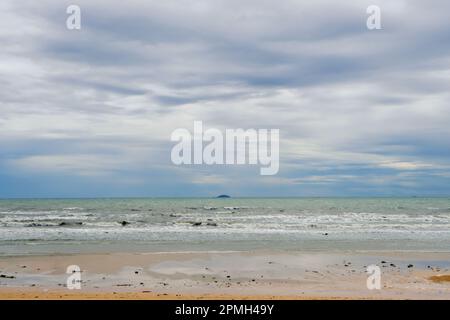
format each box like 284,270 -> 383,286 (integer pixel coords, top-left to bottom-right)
0,250 -> 449,299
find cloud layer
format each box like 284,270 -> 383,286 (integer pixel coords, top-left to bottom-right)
1,0 -> 450,197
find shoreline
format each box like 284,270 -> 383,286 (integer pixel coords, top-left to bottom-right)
1,250 -> 450,299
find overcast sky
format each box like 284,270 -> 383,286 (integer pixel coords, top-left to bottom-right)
1,0 -> 450,197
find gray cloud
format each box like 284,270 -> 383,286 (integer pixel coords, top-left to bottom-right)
0,0 -> 450,196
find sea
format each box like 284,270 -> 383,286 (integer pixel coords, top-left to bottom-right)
1,197 -> 450,256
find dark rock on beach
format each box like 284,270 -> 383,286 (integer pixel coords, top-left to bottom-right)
26,223 -> 43,227
59,222 -> 83,226
192,222 -> 202,226
26,223 -> 54,227
216,195 -> 231,198
120,221 -> 130,226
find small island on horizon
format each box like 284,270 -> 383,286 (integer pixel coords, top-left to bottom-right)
216,194 -> 231,198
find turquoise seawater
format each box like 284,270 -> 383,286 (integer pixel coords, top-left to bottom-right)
1,198 -> 450,255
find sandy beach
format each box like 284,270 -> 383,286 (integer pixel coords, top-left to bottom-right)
1,250 -> 449,300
